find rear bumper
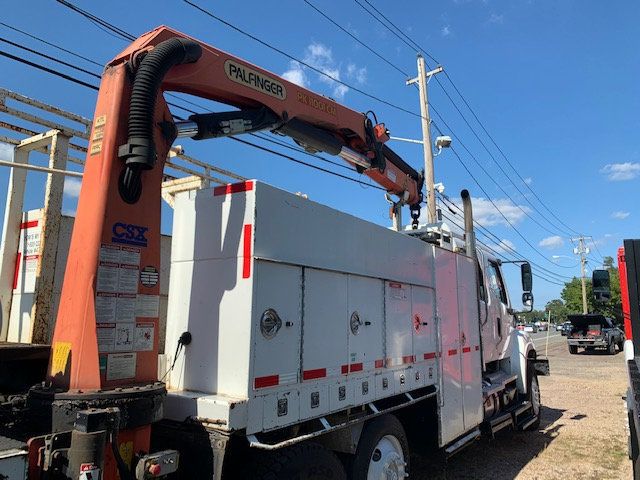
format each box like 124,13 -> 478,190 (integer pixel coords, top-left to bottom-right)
567,339 -> 607,347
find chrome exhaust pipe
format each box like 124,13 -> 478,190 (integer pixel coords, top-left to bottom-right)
461,189 -> 476,258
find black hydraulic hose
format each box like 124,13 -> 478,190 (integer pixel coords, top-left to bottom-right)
118,37 -> 202,203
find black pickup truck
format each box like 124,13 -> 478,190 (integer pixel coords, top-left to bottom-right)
567,314 -> 624,355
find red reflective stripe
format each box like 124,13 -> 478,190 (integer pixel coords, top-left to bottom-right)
463,346 -> 471,353
214,180 -> 254,196
12,252 -> 21,289
341,363 -> 363,374
303,368 -> 326,380
254,375 -> 279,389
350,363 -> 363,372
242,224 -> 252,279
423,352 -> 436,360
375,359 -> 384,368
20,220 -> 38,229
448,349 -> 458,356
402,355 -> 415,364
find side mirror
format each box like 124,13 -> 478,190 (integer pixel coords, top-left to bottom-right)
521,262 -> 533,293
592,269 -> 611,303
522,292 -> 534,312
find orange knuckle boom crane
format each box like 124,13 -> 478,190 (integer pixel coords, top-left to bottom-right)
9,25 -> 547,480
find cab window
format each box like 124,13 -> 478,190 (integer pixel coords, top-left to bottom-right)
486,260 -> 508,304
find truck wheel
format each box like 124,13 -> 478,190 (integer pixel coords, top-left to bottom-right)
526,365 -> 541,430
351,414 -> 409,480
568,345 -> 578,355
608,341 -> 616,355
253,443 -> 346,480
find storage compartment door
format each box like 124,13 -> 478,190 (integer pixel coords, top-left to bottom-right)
253,261 -> 302,391
435,249 -> 465,445
303,269 -> 348,381
456,256 -> 483,430
347,275 -> 384,373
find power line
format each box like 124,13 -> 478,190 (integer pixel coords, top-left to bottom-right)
431,121 -> 574,271
0,21 -> 103,67
350,0 -> 579,235
0,42 -> 380,192
437,192 -> 572,284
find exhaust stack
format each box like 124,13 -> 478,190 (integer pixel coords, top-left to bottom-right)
461,189 -> 476,258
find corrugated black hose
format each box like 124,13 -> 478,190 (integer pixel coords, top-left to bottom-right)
118,37 -> 202,203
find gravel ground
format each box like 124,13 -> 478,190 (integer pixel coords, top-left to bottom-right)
411,332 -> 631,479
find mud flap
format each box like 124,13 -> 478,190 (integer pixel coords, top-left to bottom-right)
532,358 -> 550,376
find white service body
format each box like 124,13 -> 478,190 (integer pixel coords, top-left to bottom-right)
164,180 -> 495,445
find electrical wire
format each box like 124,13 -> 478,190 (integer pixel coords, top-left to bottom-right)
353,0 -> 580,237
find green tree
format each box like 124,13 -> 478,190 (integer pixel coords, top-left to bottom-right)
559,262 -> 622,322
545,299 -> 569,324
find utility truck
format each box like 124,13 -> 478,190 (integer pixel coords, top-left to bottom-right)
0,26 -> 548,479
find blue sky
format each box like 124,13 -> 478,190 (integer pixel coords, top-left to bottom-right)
0,0 -> 638,307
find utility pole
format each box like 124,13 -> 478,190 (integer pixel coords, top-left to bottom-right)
571,236 -> 590,314
406,55 -> 443,224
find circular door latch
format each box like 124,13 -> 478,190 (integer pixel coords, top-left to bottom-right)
350,311 -> 363,335
260,308 -> 282,339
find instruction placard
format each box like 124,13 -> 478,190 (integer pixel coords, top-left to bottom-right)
106,352 -> 136,381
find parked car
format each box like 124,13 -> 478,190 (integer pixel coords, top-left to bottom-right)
560,321 -> 572,336
524,323 -> 538,333
566,314 -> 624,354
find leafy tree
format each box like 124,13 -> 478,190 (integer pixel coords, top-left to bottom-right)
559,262 -> 622,322
545,299 -> 569,324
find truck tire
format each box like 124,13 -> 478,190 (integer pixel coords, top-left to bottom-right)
608,341 -> 616,355
253,443 -> 346,480
351,414 -> 409,480
526,365 -> 541,430
629,409 -> 640,480
568,345 -> 578,355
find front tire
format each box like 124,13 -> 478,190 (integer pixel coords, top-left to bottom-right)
569,345 -> 578,354
351,414 -> 409,480
526,365 -> 541,431
253,443 -> 346,480
608,341 -> 616,355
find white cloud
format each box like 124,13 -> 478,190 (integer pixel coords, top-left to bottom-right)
524,177 -> 533,185
466,197 -> 529,227
346,63 -> 367,85
281,61 -> 308,88
488,13 -> 504,24
0,142 -> 13,161
63,177 -> 82,198
441,25 -> 452,37
600,162 -> 640,181
281,42 -> 366,101
538,235 -> 564,249
611,211 -> 630,220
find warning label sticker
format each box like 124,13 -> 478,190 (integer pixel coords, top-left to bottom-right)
97,324 -> 115,352
119,246 -> 141,266
136,294 -> 159,318
139,265 -> 159,287
106,352 -> 136,381
114,323 -> 135,351
118,265 -> 139,294
116,294 -> 136,323
97,262 -> 119,292
96,292 -> 117,323
99,244 -> 120,263
134,322 -> 154,351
